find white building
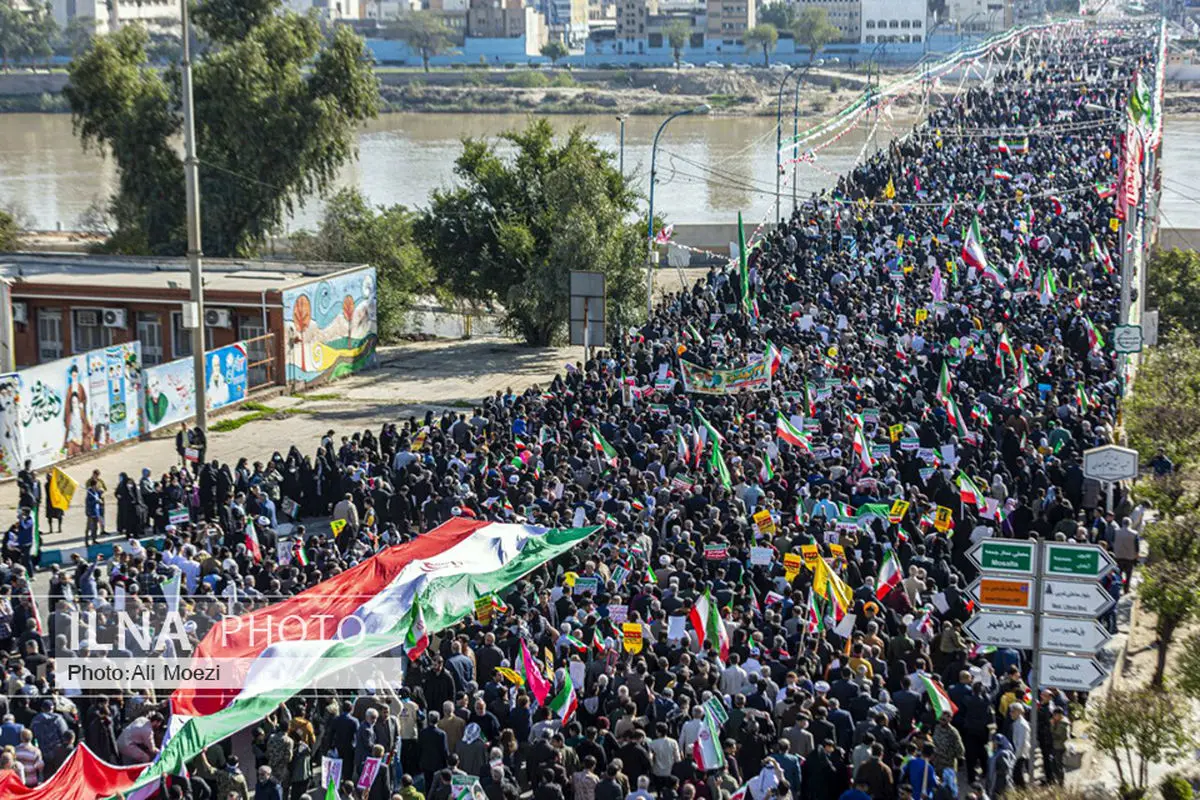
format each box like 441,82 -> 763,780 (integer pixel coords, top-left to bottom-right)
945,0 -> 1012,33
27,0 -> 182,35
860,0 -> 924,44
793,0 -> 861,44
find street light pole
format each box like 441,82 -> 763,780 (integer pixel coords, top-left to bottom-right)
648,104 -> 709,315
181,0 -> 207,432
616,114 -> 627,177
791,59 -> 825,214
775,64 -> 810,225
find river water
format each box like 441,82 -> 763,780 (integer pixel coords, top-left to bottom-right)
2,112 -> 1199,232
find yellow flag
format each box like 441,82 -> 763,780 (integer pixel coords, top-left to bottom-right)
48,467 -> 78,511
330,518 -> 347,536
883,178 -> 896,200
812,557 -> 854,612
495,667 -> 525,686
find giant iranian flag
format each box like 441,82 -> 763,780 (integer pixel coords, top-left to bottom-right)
58,519 -> 594,800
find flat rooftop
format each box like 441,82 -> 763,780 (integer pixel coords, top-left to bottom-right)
0,252 -> 366,295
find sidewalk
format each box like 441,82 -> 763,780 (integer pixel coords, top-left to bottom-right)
2,338 -> 577,552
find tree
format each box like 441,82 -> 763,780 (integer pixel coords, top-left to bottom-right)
1176,630 -> 1200,703
1125,341 -> 1200,471
1091,688 -> 1193,798
0,3 -> 27,69
758,3 -> 797,32
291,189 -> 430,341
64,0 -> 379,258
745,24 -> 778,68
664,20 -> 691,70
388,12 -> 454,73
0,210 -> 19,251
59,15 -> 96,60
793,7 -> 839,62
540,40 -> 568,66
415,119 -> 646,346
1147,249 -> 1200,343
1139,560 -> 1200,688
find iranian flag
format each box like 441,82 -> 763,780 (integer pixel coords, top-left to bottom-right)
693,702 -> 726,771
996,138 -> 1010,155
992,168 -> 1013,181
94,520 -> 597,800
590,424 -> 619,467
776,414 -> 808,448
293,540 -> 311,567
689,588 -> 730,661
244,519 -> 263,563
944,395 -> 969,439
1013,248 -> 1031,282
936,362 -> 952,401
708,441 -> 732,490
940,203 -> 954,228
956,471 -> 983,506
764,341 -> 782,376
805,590 -> 825,634
851,425 -> 873,475
962,218 -> 988,273
876,549 -> 902,599
676,428 -> 691,465
405,598 -> 429,660
548,672 -> 578,722
997,330 -> 1015,369
1050,195 -> 1064,215
920,674 -> 958,718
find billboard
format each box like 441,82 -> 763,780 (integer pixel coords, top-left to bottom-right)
143,343 -> 249,432
281,266 -> 378,384
0,342 -> 143,476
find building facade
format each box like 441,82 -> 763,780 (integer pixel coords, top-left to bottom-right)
705,0 -> 753,50
945,0 -> 1012,33
795,0 -> 861,44
860,0 -> 925,44
615,0 -> 658,54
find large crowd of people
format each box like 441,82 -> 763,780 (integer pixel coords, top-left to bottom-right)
0,23 -> 1156,800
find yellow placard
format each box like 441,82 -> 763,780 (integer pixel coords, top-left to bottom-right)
829,543 -> 846,564
496,666 -> 525,686
889,423 -> 904,443
753,509 -> 776,536
1109,217 -> 1120,232
475,596 -> 493,624
889,500 -> 910,523
622,622 -> 643,653
934,506 -> 954,533
563,571 -> 578,587
329,518 -> 347,536
896,234 -> 905,250
1015,189 -> 1024,202
800,544 -> 820,571
48,467 -> 78,511
783,552 -> 803,581
915,309 -> 928,324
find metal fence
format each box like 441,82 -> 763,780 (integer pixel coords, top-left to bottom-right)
243,332 -> 277,390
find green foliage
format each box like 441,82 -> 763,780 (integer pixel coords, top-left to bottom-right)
59,15 -> 96,59
1139,561 -> 1200,687
1091,688 -> 1194,794
291,189 -> 430,342
793,7 -> 840,61
1175,631 -> 1200,702
1125,341 -> 1200,470
387,12 -> 455,73
504,70 -> 550,88
1147,249 -> 1200,343
64,1 -> 380,258
664,20 -> 692,69
415,119 -> 647,346
540,40 -> 568,65
758,3 -> 797,32
745,24 -> 778,67
1161,775 -> 1194,800
0,211 -> 19,252
0,1 -> 58,68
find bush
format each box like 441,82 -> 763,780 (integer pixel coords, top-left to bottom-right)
829,77 -> 840,92
1161,775 -> 1194,800
504,71 -> 550,88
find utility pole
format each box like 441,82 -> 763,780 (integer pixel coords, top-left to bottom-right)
181,0 -> 208,431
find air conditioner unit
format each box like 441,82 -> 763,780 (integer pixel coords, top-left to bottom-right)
205,308 -> 232,329
102,308 -> 127,328
11,302 -> 27,325
76,310 -> 99,327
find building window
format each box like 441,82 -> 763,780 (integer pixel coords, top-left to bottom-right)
72,309 -> 111,354
171,311 -> 211,358
37,309 -> 62,363
865,34 -> 875,42
900,19 -> 909,27
889,19 -> 899,28
913,19 -> 921,27
865,19 -> 874,27
648,32 -> 662,46
137,311 -> 164,366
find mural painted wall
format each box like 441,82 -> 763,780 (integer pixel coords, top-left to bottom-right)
0,342 -> 143,477
143,343 -> 248,433
282,266 -> 378,384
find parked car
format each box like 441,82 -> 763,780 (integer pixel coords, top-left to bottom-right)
678,61 -> 697,69
704,60 -> 723,69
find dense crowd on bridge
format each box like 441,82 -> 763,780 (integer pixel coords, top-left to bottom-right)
0,25 -> 1158,800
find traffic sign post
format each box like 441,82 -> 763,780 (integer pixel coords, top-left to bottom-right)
1038,616 -> 1113,653
1082,445 -> 1139,513
1112,324 -> 1143,354
1041,579 -> 1116,617
968,577 -> 1035,611
1042,542 -> 1117,580
1037,652 -> 1109,691
966,540 -> 1037,574
964,611 -> 1035,649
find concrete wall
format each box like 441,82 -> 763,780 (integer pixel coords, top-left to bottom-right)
0,72 -> 70,97
1157,228 -> 1200,251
